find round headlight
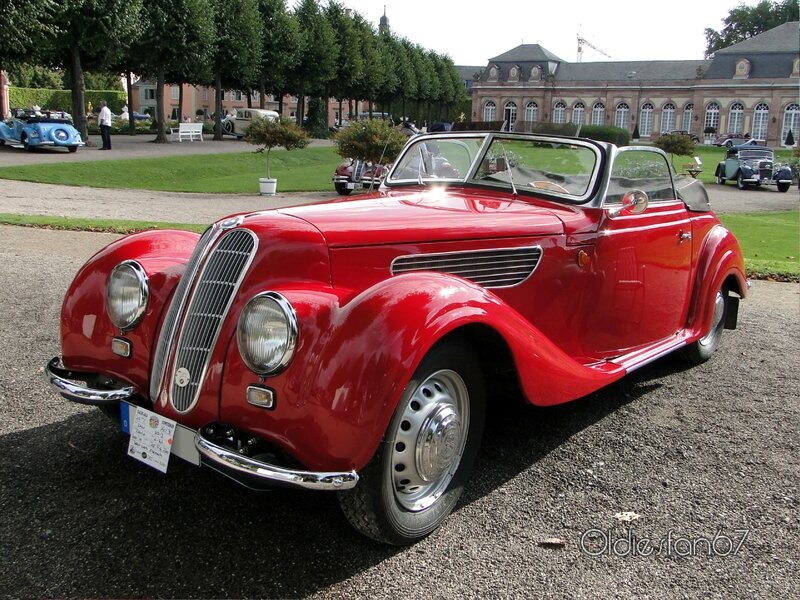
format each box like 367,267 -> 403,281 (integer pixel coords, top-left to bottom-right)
237,292 -> 297,375
106,260 -> 148,330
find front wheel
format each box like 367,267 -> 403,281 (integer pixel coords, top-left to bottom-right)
67,146 -> 78,153
736,172 -> 747,190
716,173 -> 726,185
777,182 -> 790,193
681,286 -> 728,364
339,341 -> 485,545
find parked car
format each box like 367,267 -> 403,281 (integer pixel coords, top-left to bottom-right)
669,130 -> 700,143
46,131 -> 747,545
715,145 -> 793,192
222,108 -> 279,138
713,132 -> 750,147
332,159 -> 389,195
0,109 -> 84,152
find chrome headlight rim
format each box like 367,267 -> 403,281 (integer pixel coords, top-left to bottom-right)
105,260 -> 149,331
237,291 -> 298,376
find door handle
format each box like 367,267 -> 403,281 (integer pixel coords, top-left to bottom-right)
679,231 -> 692,242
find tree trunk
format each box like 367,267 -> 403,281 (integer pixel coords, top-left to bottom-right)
295,84 -> 305,126
247,91 -> 253,109
178,82 -> 185,122
214,68 -> 224,140
154,68 -> 167,143
69,44 -> 89,144
259,80 -> 266,109
0,62 -> 7,121
125,71 -> 135,135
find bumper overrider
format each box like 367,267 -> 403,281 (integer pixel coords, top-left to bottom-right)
45,356 -> 358,491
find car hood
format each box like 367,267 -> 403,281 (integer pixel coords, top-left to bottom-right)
272,188 -> 566,247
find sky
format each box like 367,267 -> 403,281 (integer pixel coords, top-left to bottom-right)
337,0 -> 761,66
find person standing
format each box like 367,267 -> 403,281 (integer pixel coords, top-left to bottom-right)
98,100 -> 112,150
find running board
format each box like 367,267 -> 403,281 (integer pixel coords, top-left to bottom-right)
605,334 -> 690,373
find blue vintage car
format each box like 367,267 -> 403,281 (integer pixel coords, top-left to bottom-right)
715,145 -> 793,192
0,109 -> 85,152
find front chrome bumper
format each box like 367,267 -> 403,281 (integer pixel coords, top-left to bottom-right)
194,429 -> 359,491
45,356 -> 136,404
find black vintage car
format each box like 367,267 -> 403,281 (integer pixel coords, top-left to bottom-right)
715,145 -> 793,192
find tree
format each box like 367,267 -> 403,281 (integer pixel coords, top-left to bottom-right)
244,116 -> 309,179
0,0 -> 59,117
5,63 -> 64,89
704,0 -> 799,57
325,1 -> 363,124
43,0 -> 142,141
785,129 -> 795,146
256,0 -> 299,111
332,118 -> 406,165
654,133 -> 697,164
131,0 -> 215,142
209,0 -> 263,140
291,0 -> 338,126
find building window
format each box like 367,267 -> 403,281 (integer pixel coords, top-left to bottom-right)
615,103 -> 629,129
504,101 -> 518,130
170,86 -> 179,100
704,102 -> 720,133
639,103 -> 654,136
235,91 -> 243,101
483,101 -> 496,122
728,103 -> 744,134
553,101 -> 566,124
203,88 -> 208,101
144,88 -> 156,101
661,103 -> 676,133
572,102 -> 585,125
525,102 -> 538,123
782,103 -> 800,144
752,103 -> 769,140
591,102 -> 605,126
682,103 -> 694,130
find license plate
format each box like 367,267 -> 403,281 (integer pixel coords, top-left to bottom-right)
120,402 -> 200,471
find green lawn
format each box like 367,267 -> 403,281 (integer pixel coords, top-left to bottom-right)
719,210 -> 799,278
0,146 -> 343,193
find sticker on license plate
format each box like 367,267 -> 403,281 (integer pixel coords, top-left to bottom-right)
125,405 -> 177,473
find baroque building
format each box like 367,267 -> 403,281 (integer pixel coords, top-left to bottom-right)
470,22 -> 800,146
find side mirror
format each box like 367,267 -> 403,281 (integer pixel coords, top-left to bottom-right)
608,190 -> 649,218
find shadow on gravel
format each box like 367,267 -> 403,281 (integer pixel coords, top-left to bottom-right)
0,357 -> 691,599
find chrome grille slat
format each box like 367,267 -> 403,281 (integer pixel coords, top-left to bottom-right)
391,246 -> 542,288
169,229 -> 257,413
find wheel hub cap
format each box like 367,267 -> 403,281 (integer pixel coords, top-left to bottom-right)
416,404 -> 462,482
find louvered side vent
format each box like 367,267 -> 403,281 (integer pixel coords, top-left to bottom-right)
149,226 -> 215,403
391,246 -> 543,288
169,229 -> 257,413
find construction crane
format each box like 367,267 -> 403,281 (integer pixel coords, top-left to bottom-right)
577,34 -> 611,62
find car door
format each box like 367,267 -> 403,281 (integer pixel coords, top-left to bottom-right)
580,148 -> 693,358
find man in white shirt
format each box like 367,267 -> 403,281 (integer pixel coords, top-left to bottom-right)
98,100 -> 112,150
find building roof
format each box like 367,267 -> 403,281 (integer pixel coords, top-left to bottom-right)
557,60 -> 710,82
489,44 -> 565,63
714,21 -> 799,54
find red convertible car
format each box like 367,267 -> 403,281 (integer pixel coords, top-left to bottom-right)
46,131 -> 746,545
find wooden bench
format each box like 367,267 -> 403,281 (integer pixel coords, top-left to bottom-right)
170,122 -> 204,142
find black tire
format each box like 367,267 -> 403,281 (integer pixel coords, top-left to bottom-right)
736,172 -> 747,190
777,182 -> 790,193
334,182 -> 353,196
338,341 -> 485,545
681,286 -> 728,364
717,173 -> 726,185
725,140 -> 733,148
67,146 -> 78,153
21,135 -> 32,152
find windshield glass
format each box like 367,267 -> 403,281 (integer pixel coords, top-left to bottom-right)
738,149 -> 773,160
387,133 -> 601,202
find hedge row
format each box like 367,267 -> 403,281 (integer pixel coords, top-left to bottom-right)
578,125 -> 631,146
8,87 -> 127,114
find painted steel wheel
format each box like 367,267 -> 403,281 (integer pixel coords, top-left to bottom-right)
682,286 -> 728,364
339,340 -> 485,545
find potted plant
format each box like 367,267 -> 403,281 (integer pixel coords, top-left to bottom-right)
703,126 -> 716,145
244,116 -> 309,195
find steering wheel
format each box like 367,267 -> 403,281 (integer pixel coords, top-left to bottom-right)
528,180 -> 570,194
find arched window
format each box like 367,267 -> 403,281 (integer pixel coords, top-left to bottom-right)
728,102 -> 744,134
591,102 -> 605,126
782,103 -> 800,144
571,102 -> 585,125
682,103 -> 694,131
661,103 -> 676,133
639,103 -> 654,136
752,103 -> 769,140
704,102 -> 720,134
615,103 -> 629,129
483,101 -> 496,122
504,101 -> 518,131
525,101 -> 538,123
553,101 -> 566,124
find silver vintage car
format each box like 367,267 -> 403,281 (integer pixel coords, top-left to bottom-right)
715,145 -> 793,192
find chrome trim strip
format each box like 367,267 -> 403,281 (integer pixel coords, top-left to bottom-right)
390,245 -> 543,289
194,432 -> 358,491
45,357 -> 135,405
